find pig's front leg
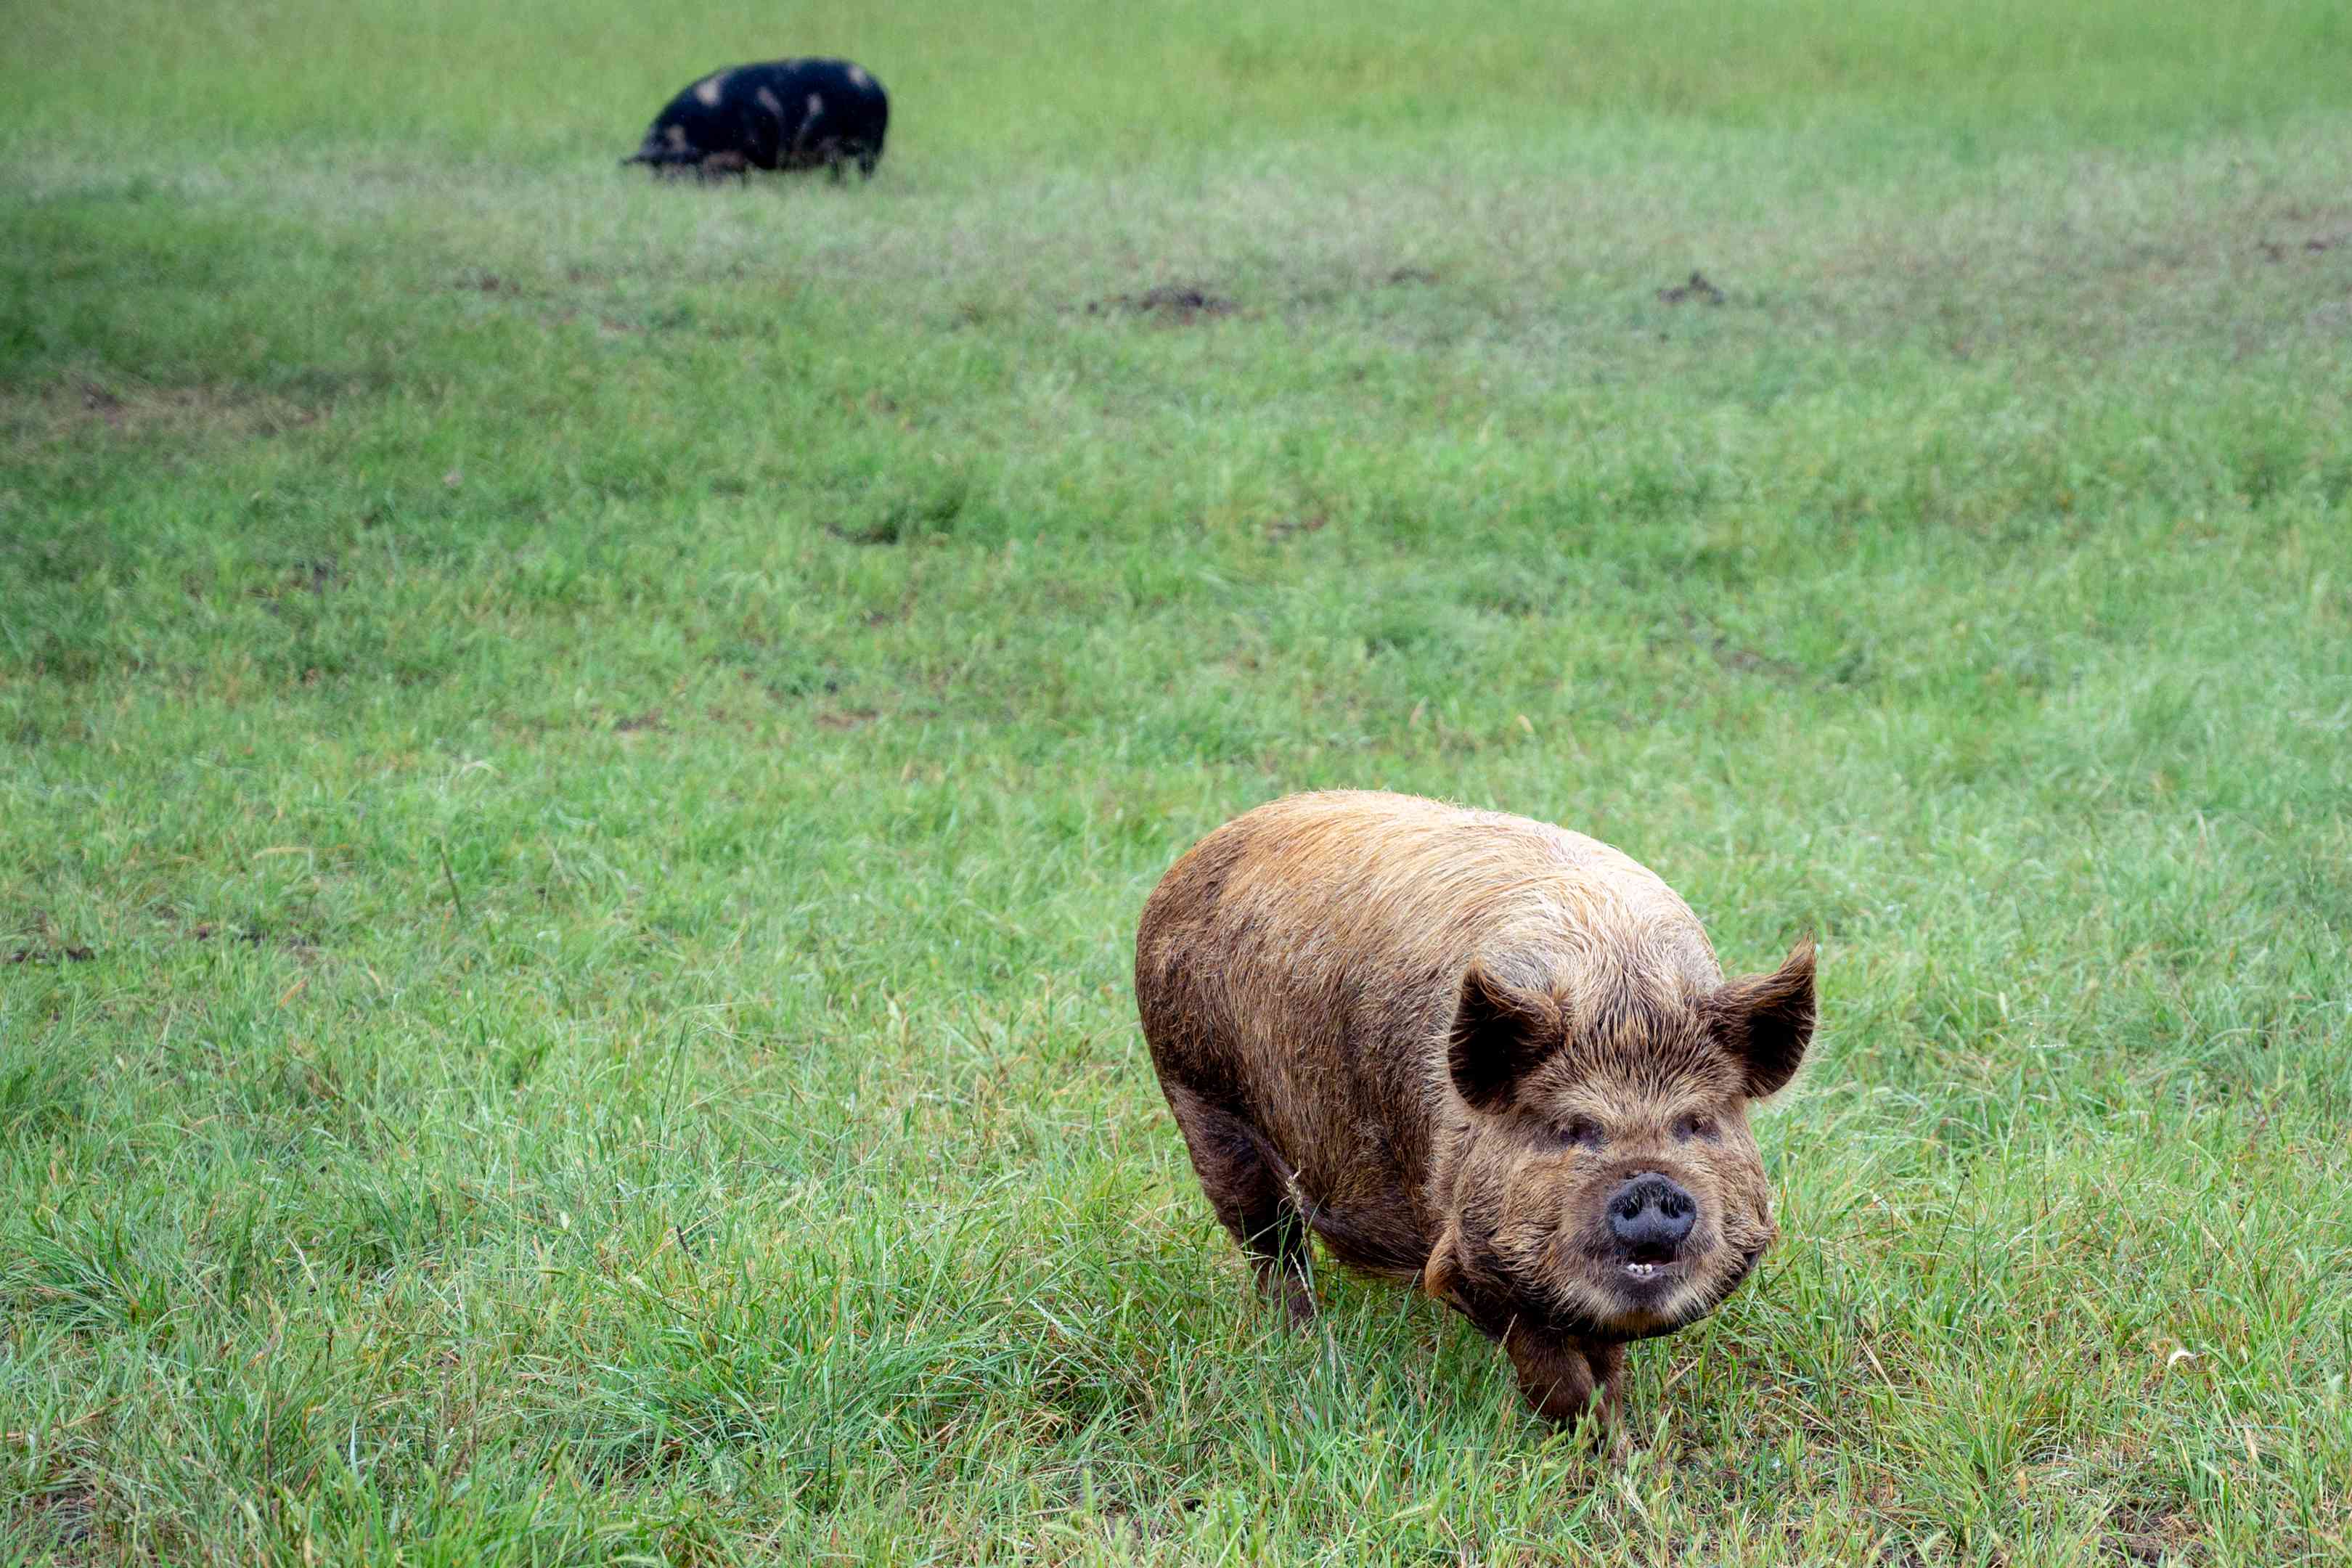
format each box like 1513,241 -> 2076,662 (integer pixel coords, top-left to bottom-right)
1581,1339 -> 1625,1429
1501,1328 -> 1620,1432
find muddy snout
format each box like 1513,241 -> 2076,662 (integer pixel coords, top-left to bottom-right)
1606,1173 -> 1697,1270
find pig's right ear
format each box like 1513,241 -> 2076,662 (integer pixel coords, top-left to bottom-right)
1447,965 -> 1562,1111
1707,939 -> 1817,1101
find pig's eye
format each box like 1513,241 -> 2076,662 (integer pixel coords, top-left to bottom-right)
1551,1115 -> 1605,1151
1673,1113 -> 1719,1143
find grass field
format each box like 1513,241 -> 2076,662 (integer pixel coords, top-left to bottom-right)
5,0 -> 2352,1562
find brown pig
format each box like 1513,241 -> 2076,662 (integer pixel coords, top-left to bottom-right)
1133,791 -> 1815,1429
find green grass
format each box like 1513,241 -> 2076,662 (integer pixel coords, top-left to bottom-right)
4,0 -> 2351,1562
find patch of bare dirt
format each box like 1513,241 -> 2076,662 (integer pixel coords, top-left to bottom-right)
2104,1505 -> 2202,1566
243,557 -> 342,608
2256,234 -> 2345,261
2107,1504 -> 2210,1561
543,306 -> 647,338
815,708 -> 879,730
2,380 -> 323,454
7,945 -> 95,965
1658,270 -> 1726,306
1679,611 -> 1808,682
1089,285 -> 1238,324
184,921 -> 317,957
14,1485 -> 99,1556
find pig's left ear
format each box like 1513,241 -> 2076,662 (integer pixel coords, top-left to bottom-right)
1705,939 -> 1816,1101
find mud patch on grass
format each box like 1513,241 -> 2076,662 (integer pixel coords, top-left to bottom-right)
11,1485 -> 100,1555
816,708 -> 880,730
825,479 -> 970,544
1658,270 -> 1726,306
1678,611 -> 1810,683
1088,285 -> 1238,324
185,920 -> 319,958
2,379 -> 324,456
544,306 -> 650,338
243,556 -> 342,607
2104,1503 -> 2202,1565
7,945 -> 96,965
2256,234 -> 2345,262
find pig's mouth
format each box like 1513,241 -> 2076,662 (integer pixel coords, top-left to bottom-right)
1638,1243 -> 1763,1299
1586,1243 -> 1765,1340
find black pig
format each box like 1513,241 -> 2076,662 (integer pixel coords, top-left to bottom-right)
624,59 -> 887,181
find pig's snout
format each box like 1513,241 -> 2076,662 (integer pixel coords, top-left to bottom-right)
1606,1173 -> 1696,1262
